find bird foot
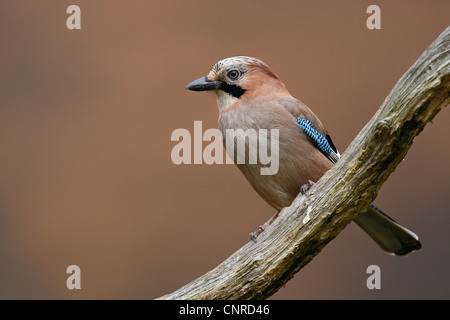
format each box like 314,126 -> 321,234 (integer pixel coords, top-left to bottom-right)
249,211 -> 280,242
300,180 -> 316,195
249,226 -> 264,242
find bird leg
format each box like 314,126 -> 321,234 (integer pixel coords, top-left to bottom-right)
250,210 -> 281,242
249,181 -> 316,242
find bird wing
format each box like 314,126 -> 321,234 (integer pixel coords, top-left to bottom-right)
278,97 -> 340,163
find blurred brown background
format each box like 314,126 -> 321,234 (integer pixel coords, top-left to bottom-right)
0,1 -> 449,299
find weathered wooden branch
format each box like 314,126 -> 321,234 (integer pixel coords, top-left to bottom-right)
158,27 -> 450,300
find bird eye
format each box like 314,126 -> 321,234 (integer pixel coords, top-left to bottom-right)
227,69 -> 240,80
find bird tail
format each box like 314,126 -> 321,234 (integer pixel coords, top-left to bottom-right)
354,204 -> 421,256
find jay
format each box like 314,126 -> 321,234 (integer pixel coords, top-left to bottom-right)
186,56 -> 421,256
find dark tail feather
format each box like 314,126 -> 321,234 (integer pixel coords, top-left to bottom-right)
354,204 -> 421,256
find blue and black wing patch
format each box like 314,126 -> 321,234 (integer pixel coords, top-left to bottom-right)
296,118 -> 340,164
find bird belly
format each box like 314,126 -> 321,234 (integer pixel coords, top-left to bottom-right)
219,111 -> 332,211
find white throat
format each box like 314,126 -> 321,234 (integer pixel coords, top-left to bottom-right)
215,90 -> 238,113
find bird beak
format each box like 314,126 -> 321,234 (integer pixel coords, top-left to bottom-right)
186,77 -> 221,91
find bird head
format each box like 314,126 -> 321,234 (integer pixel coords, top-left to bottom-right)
186,56 -> 289,112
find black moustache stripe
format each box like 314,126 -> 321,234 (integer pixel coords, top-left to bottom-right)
220,82 -> 246,98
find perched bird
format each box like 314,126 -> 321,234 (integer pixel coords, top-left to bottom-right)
186,56 -> 421,256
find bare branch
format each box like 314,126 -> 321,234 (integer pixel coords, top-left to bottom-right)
158,26 -> 450,300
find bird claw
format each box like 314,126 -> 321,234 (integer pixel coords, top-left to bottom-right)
249,210 -> 281,242
300,180 -> 316,195
249,226 -> 264,242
